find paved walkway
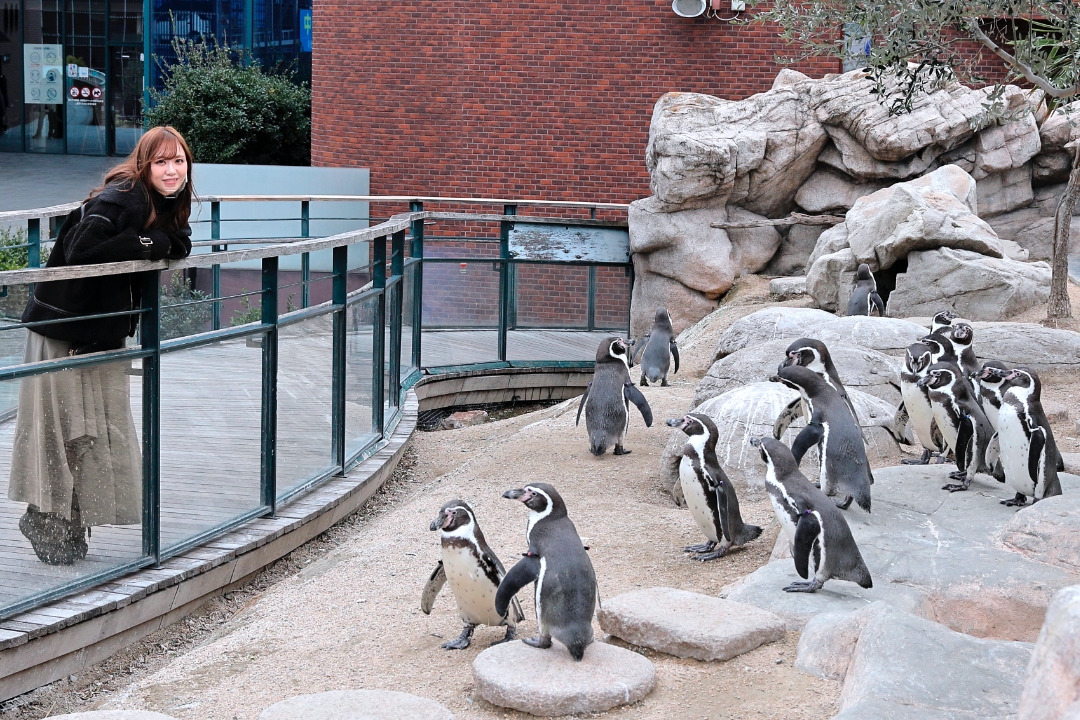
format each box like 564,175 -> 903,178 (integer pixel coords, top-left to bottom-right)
0,153 -> 119,213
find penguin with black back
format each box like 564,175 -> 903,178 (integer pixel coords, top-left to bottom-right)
979,367 -> 1063,507
942,322 -> 980,379
771,365 -> 873,512
893,310 -> 956,452
576,337 -> 653,455
496,484 -> 596,661
633,307 -> 680,387
899,341 -> 947,465
422,500 -> 525,649
846,263 -> 885,317
973,360 -> 1012,483
931,310 -> 958,334
917,362 -> 994,492
752,437 -> 872,593
773,338 -> 859,438
666,413 -> 762,561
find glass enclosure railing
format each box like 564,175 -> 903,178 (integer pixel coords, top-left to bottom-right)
0,196 -> 630,620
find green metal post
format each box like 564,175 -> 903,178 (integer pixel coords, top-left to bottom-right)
587,266 -> 597,331
331,245 -> 347,473
27,218 -> 40,268
498,204 -> 517,362
140,270 -> 161,564
261,257 -> 279,514
211,202 -> 222,330
409,201 -> 424,371
389,230 -> 404,408
372,236 -> 386,435
301,200 -> 310,308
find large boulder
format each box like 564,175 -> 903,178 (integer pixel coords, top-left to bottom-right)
715,308 -> 926,358
1001,495 -> 1080,573
258,691 -> 455,720
967,322 -> 1080,370
763,224 -> 824,276
886,247 -> 1051,321
811,316 -> 930,356
1034,103 -> 1080,186
714,307 -> 836,357
805,248 -> 860,313
629,261 -> 716,339
977,165 -> 1035,218
794,167 -> 889,213
694,338 -> 901,407
1019,586 -> 1080,720
987,204 -> 1080,262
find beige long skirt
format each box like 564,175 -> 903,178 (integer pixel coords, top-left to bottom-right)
7,331 -> 142,527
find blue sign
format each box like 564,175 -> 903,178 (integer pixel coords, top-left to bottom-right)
300,10 -> 312,53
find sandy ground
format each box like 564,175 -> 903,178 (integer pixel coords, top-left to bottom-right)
1,276 -> 1077,720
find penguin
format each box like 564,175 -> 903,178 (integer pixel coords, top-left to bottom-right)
751,437 -> 873,593
980,367 -> 1063,507
496,484 -> 597,661
973,360 -> 1013,485
773,338 -> 860,435
633,307 -> 680,387
576,337 -> 653,455
930,310 -> 958,334
899,341 -> 947,465
666,413 -> 762,561
421,500 -> 525,649
941,322 -> 979,379
917,361 -> 994,492
846,263 -> 885,317
771,365 -> 873,513
921,331 -> 960,367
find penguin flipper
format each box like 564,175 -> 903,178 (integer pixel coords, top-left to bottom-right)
1029,427 -> 1046,490
575,384 -> 590,426
420,561 -> 446,615
495,555 -> 541,618
1057,452 -> 1065,473
632,335 -> 649,366
773,398 -> 805,440
791,422 -> 824,465
670,341 -> 680,374
624,382 -> 653,427
891,401 -> 912,445
955,416 -> 974,474
793,512 -> 821,581
870,291 -> 885,317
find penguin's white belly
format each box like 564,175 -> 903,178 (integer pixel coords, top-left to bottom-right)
902,383 -> 937,450
441,547 -> 506,627
997,407 -> 1035,496
768,493 -> 797,548
983,402 -> 999,431
679,459 -> 718,543
931,403 -> 959,451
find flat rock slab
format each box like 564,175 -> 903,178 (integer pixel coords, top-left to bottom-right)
473,641 -> 655,717
833,698 -> 1016,720
50,714 -> 180,720
597,587 -> 785,661
726,466 -> 1080,641
258,690 -> 455,720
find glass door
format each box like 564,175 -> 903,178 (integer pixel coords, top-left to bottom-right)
64,0 -> 106,155
22,0 -> 64,153
107,44 -> 139,154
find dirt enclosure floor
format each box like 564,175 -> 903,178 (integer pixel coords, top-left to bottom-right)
2,277 -> 1078,720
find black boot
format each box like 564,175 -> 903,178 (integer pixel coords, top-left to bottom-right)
18,494 -> 88,566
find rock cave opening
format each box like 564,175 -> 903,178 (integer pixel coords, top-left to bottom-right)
874,257 -> 908,305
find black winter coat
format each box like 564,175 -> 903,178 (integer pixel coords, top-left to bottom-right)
22,180 -> 192,345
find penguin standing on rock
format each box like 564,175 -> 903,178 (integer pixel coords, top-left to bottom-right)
633,308 -> 680,387
979,367 -> 1063,507
666,413 -> 762,561
899,342 -> 947,465
917,362 -> 994,492
931,310 -> 958,334
771,365 -> 873,512
576,337 -> 653,455
496,484 -> 596,661
846,264 -> 885,317
773,338 -> 859,438
941,322 -> 980,379
752,437 -> 872,593
422,500 -> 525,649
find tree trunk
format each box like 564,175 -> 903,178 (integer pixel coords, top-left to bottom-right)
1048,144 -> 1079,319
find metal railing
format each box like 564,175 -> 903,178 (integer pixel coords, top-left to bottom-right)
0,196 -> 630,620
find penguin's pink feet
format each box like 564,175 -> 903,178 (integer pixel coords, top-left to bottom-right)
523,633 -> 552,649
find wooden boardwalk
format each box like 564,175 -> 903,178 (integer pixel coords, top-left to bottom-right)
0,327 -> 612,612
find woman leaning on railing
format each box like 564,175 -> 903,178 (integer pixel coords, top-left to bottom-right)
9,126 -> 194,565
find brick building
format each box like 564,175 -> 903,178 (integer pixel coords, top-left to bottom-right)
311,2 -> 840,202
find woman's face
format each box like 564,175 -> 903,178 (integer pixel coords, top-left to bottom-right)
149,145 -> 188,197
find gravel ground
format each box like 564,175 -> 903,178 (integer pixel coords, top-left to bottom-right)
1,276 -> 1076,720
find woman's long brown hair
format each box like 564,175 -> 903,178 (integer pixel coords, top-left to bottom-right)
89,126 -> 196,230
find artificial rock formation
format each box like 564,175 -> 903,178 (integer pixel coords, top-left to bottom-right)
631,68 -> 1065,332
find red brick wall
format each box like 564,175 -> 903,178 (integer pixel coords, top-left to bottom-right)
311,2 -> 840,203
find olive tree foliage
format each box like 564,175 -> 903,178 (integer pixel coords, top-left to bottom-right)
755,0 -> 1080,320
145,38 -> 311,166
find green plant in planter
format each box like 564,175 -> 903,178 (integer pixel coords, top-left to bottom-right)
160,271 -> 213,340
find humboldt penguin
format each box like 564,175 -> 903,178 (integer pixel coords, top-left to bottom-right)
666,413 -> 762,561
981,367 -> 1063,507
771,365 -> 873,512
942,322 -> 979,378
633,307 -> 680,387
773,338 -> 859,438
917,362 -> 994,492
846,263 -> 885,317
752,437 -> 873,593
930,310 -> 958,334
496,484 -> 597,661
899,341 -> 947,465
422,500 -> 525,649
576,337 -> 653,455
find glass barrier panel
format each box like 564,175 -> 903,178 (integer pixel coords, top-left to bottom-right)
401,262 -> 417,379
420,260 -> 499,367
513,263 -> 589,329
157,336 -> 263,552
345,294 -> 377,458
593,265 -> 632,334
160,269 -> 214,341
0,350 -> 146,616
0,325 -> 28,420
277,313 -> 336,498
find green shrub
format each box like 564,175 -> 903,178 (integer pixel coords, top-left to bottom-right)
146,38 -> 311,166
0,226 -> 49,271
160,271 -> 212,340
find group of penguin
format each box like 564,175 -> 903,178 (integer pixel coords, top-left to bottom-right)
419,265 -> 1065,661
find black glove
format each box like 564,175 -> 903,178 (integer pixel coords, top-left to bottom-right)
166,228 -> 192,259
138,229 -> 172,261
